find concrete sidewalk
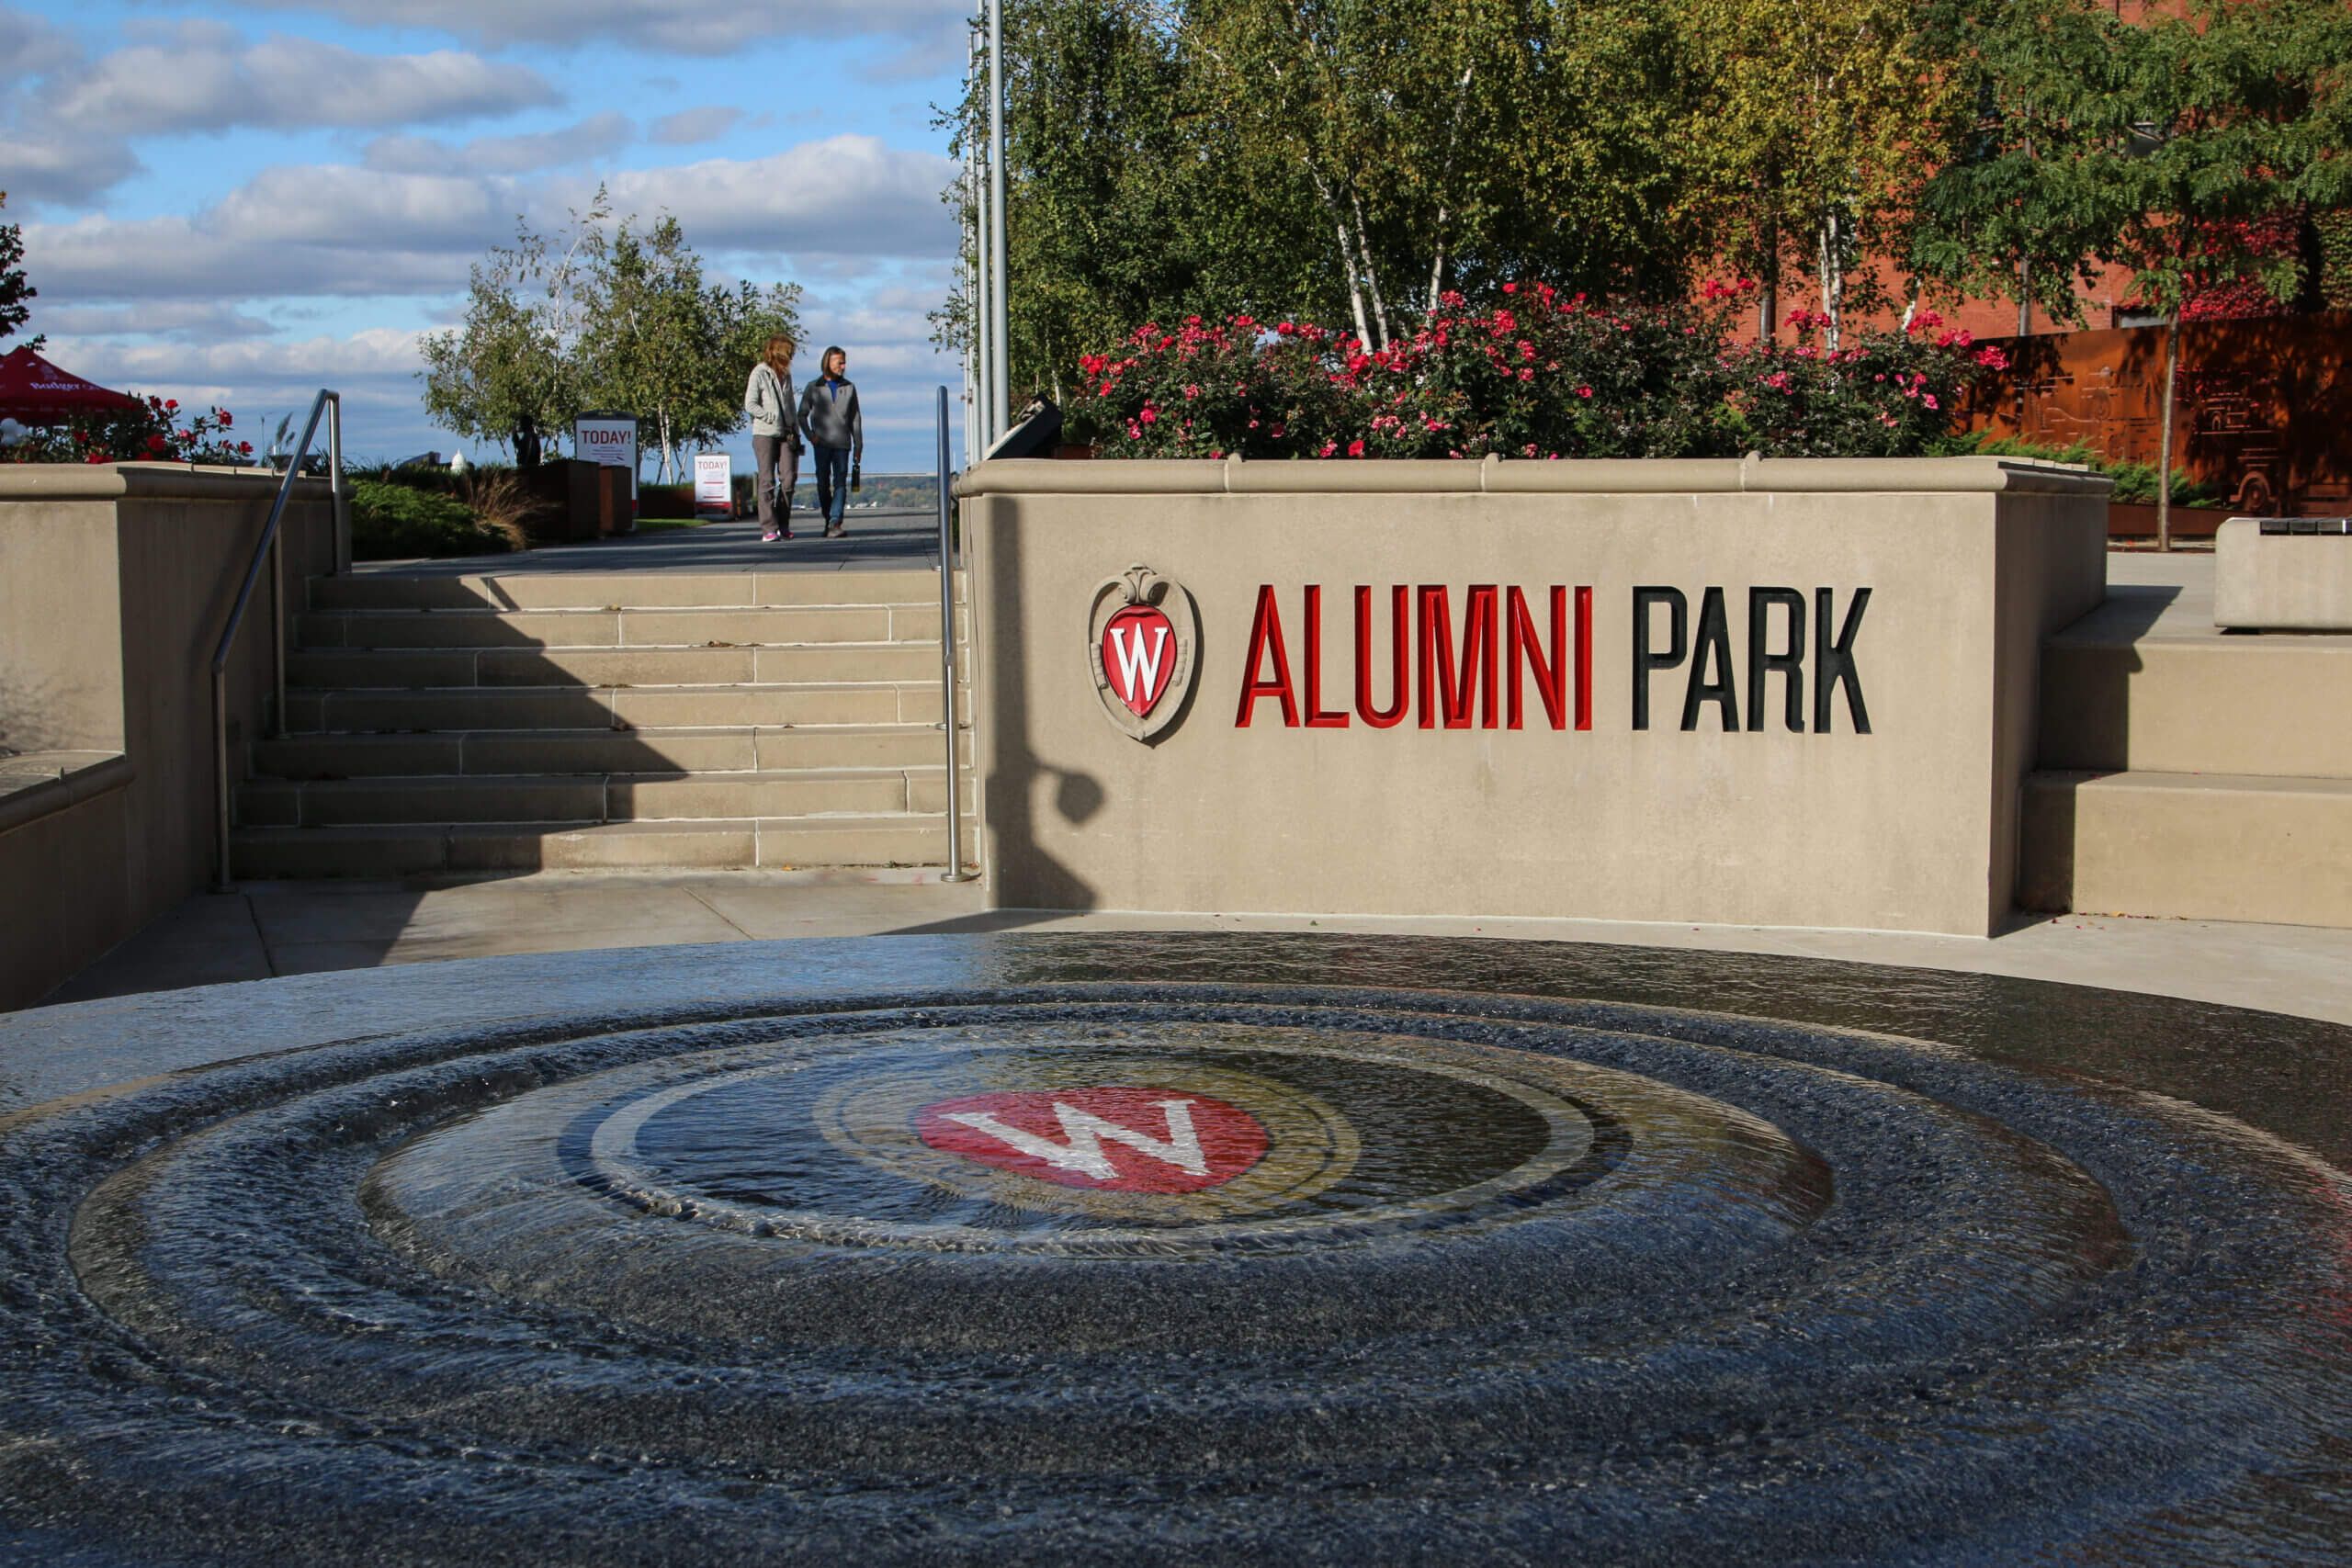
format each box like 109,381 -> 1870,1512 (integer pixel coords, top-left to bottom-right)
38,866 -> 2352,1030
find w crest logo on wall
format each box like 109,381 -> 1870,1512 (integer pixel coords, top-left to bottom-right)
1088,564 -> 1199,742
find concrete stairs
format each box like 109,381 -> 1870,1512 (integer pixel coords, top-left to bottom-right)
2018,586 -> 2352,928
232,569 -> 974,878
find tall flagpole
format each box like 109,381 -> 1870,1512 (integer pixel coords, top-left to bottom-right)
987,0 -> 1011,443
965,22 -> 983,464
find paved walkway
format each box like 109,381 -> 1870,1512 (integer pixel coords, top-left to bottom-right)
359,506 -> 944,576
39,867 -> 2352,1029
40,542 -> 2352,1033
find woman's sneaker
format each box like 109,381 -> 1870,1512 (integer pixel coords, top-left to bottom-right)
762,528 -> 783,542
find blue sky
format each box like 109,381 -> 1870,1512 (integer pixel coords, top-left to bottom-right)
3,0 -> 971,470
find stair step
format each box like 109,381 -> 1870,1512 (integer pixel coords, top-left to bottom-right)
252,725 -> 970,779
2040,628 -> 2352,779
295,605 -> 952,652
230,817 -> 978,877
284,682 -> 962,732
289,641 -> 959,688
310,568 -> 964,613
236,769 -> 968,828
2019,770 -> 2352,929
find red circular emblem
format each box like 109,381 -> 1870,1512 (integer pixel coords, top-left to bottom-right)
1099,604 -> 1178,717
915,1087 -> 1269,1193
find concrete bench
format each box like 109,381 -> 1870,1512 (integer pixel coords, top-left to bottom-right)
2215,516 -> 2352,631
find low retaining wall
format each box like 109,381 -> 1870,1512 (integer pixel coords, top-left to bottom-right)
959,454 -> 2108,937
0,465 -> 334,1008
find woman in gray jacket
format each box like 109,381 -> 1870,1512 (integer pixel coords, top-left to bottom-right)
743,334 -> 800,541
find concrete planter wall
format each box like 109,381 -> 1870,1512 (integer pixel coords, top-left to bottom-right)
0,464 -> 334,1007
958,454 -> 2109,937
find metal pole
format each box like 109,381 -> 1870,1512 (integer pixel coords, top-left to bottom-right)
967,22 -> 987,458
987,0 -> 1011,443
936,386 -> 968,882
329,392 -> 348,575
268,534 -> 286,740
212,671 -> 232,891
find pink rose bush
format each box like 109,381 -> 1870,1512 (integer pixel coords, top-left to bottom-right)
1067,287 -> 2004,461
4,394 -> 254,467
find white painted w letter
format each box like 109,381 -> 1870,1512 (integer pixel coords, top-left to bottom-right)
943,1099 -> 1207,1180
1108,624 -> 1169,705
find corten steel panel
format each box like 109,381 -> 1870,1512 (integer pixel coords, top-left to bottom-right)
1969,312 -> 2352,517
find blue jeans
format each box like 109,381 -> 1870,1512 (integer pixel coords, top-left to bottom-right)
812,446 -> 851,527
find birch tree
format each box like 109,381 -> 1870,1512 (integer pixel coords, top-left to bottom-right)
1681,0 -> 1964,348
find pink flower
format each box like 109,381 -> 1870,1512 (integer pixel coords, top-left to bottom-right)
1922,395 -> 1939,411
1347,439 -> 1365,457
1518,367 -> 1533,381
1317,442 -> 1337,457
1502,282 -> 1518,294
1577,386 -> 1592,399
1138,407 -> 1157,424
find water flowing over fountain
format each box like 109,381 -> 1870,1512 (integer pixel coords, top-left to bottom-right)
1,933 -> 2346,1565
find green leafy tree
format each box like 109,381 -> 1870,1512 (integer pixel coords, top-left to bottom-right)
1908,0 -> 2143,334
2110,0 -> 2352,545
425,197 -> 800,478
1679,0 -> 1967,350
0,192 -> 38,351
418,195 -> 606,466
573,216 -> 801,483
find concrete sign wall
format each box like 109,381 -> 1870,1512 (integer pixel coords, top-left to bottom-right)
958,455 -> 2108,936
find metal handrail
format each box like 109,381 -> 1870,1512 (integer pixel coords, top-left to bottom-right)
212,389 -> 343,889
936,386 -> 968,882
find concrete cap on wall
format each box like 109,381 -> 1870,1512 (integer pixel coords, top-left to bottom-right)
955,453 -> 2111,500
0,463 -> 333,503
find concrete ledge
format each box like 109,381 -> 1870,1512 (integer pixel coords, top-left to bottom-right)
0,752 -> 134,836
2215,517 -> 2352,630
0,462 -> 330,504
956,454 -> 2111,500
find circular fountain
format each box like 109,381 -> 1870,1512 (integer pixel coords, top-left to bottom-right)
1,933 -> 2346,1564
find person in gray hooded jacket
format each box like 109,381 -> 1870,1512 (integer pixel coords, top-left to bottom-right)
796,345 -> 863,538
743,334 -> 800,540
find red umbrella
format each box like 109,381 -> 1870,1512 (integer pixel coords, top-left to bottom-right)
0,345 -> 138,423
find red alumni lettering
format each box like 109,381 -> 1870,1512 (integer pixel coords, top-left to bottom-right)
1237,583 -> 1593,731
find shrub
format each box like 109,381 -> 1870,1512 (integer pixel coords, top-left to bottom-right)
1,395 -> 254,466
1944,434 -> 2224,506
1064,287 -> 2006,463
348,478 -> 515,561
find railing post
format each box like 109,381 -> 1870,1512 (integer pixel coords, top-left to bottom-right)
937,386 -> 968,883
269,527 -> 286,740
212,670 -> 232,892
329,393 -> 349,575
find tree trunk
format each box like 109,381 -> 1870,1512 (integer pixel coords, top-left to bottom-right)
2018,254 -> 2031,337
1758,223 -> 1779,339
1427,220 -> 1448,313
1313,171 -> 1373,347
2156,313 -> 2180,553
1815,212 -> 1845,355
1351,192 -> 1390,349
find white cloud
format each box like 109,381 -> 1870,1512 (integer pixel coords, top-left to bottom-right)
0,132 -> 141,209
23,136 -> 957,303
30,302 -> 278,343
40,28 -> 558,137
600,136 -> 957,256
363,113 -> 636,176
0,7 -> 77,91
238,0 -> 965,55
649,107 -> 741,147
